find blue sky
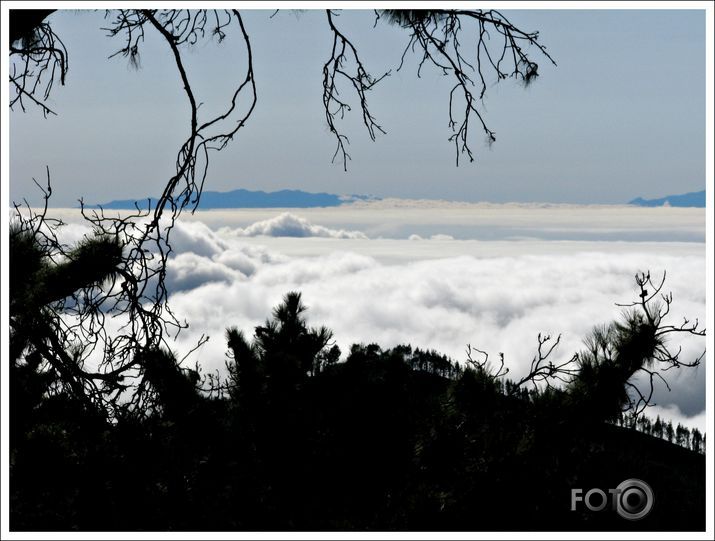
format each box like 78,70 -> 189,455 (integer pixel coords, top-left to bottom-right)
9,8 -> 706,206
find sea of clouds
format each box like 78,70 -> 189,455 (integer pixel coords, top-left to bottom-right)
41,204 -> 708,430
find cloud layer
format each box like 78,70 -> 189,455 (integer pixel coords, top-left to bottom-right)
41,207 -> 708,431
229,212 -> 368,239
164,222 -> 706,429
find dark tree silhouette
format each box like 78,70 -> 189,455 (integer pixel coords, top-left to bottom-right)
477,271 -> 705,424
665,420 -> 675,444
10,203 -> 122,411
9,9 -> 66,117
226,292 -> 339,395
691,427 -> 703,453
9,285 -> 706,530
9,9 -> 556,413
676,423 -> 689,448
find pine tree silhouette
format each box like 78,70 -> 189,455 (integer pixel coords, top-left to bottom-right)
10,224 -> 123,405
567,310 -> 661,424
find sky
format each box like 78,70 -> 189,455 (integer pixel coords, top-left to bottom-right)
9,8 -> 707,207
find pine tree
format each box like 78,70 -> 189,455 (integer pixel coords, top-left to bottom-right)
681,426 -> 691,450
691,428 -> 703,453
665,421 -> 674,443
10,223 -> 123,403
567,311 -> 661,425
675,423 -> 685,447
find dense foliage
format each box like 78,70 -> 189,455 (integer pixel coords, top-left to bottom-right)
10,237 -> 705,530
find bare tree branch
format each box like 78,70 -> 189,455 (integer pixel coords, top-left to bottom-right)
380,9 -> 556,165
11,10 -> 258,417
322,9 -> 389,170
9,14 -> 67,118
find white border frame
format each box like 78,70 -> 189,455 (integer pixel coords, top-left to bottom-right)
2,2 -> 713,539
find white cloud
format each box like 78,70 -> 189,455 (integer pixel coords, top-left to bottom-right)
169,220 -> 231,257
408,234 -> 456,241
42,204 -> 705,242
646,404 -> 707,435
37,207 -> 708,430
230,212 -> 368,239
166,252 -> 245,292
164,235 -> 705,428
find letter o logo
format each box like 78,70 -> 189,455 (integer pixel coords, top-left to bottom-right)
615,479 -> 654,520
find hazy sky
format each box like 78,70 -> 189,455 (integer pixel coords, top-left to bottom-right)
9,8 -> 706,207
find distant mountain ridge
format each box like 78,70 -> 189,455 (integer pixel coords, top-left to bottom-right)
86,188 -> 706,210
629,190 -> 705,208
88,189 -> 380,210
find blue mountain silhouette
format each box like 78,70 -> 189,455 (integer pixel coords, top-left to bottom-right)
629,190 -> 705,208
87,189 -> 377,209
